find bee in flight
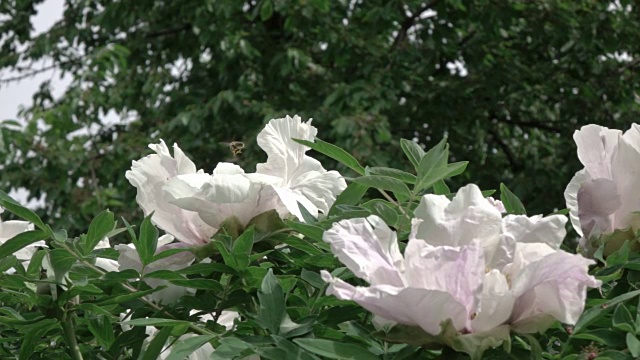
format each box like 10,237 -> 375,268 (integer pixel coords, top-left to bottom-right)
222,141 -> 245,156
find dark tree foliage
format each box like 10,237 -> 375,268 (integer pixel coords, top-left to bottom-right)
1,0 -> 638,234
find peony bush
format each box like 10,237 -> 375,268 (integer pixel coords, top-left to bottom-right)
0,117 -> 639,359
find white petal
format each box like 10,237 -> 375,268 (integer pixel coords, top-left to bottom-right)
0,220 -> 34,241
323,216 -> 404,286
564,169 -> 589,237
127,140 -> 216,245
576,178 -> 621,238
256,115 -> 317,182
411,184 -> 502,261
509,249 -> 600,327
322,271 -> 470,335
502,214 -> 567,249
256,116 -> 347,220
573,124 -> 620,179
471,270 -> 515,332
404,239 -> 484,317
611,133 -> 640,231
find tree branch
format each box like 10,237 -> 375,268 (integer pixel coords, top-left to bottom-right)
0,64 -> 58,85
488,126 -> 519,171
495,117 -> 562,133
390,0 -> 440,51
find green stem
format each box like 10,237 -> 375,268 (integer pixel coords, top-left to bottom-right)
61,313 -> 83,360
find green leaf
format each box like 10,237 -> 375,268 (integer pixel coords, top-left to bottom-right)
573,289 -> 640,334
152,248 -> 191,263
353,175 -> 411,200
500,183 -> 527,215
136,214 -> 158,266
627,333 -> 640,358
400,139 -> 425,171
165,334 -> 217,360
260,0 -> 273,21
367,167 -> 416,184
444,161 -> 468,178
82,210 -> 116,254
88,315 -> 115,349
96,286 -> 163,305
608,240 -> 630,266
415,138 -> 449,192
613,304 -> 635,333
362,200 -> 398,226
19,319 -> 59,359
232,226 -> 254,270
309,0 -> 330,12
258,269 -> 286,334
142,326 -> 174,360
286,221 -> 324,242
48,249 -> 77,283
329,183 -> 369,215
169,279 -> 224,292
293,138 -> 365,175
0,230 -> 48,261
294,338 -> 379,360
432,179 -> 450,195
298,202 -> 318,224
0,190 -> 49,233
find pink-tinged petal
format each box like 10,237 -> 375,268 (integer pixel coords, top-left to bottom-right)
411,184 -> 502,261
127,141 -> 215,245
322,271 -> 470,335
404,239 -> 484,317
576,178 -> 621,238
573,124 -> 620,179
323,216 -> 404,286
564,169 -> 589,237
486,197 -> 506,213
611,133 -> 640,231
509,250 -> 600,328
471,270 -> 515,333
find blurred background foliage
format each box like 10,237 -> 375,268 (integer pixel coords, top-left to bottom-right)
0,0 -> 639,235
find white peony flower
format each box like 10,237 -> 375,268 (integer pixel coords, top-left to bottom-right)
126,141 -> 216,245
564,124 -> 640,255
322,184 -> 600,357
159,115 -> 347,232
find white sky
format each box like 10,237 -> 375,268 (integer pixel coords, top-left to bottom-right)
0,0 -> 68,124
1,0 -> 66,207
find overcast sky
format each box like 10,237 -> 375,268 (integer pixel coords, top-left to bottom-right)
0,0 -> 67,123
1,0 -> 66,206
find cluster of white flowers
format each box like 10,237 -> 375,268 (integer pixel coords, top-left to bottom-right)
4,118 -> 635,358
126,115 -> 347,247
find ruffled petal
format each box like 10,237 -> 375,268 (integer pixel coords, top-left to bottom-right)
404,239 -> 484,317
322,271 -> 470,335
323,216 -> 404,286
127,141 -> 215,245
509,248 -> 600,328
564,169 -> 589,237
411,184 -> 502,262
256,116 -> 347,220
471,270 -> 514,333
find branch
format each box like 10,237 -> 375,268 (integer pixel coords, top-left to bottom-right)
495,117 -> 562,133
390,0 -> 440,51
488,126 -> 519,171
0,64 -> 58,85
144,23 -> 192,39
